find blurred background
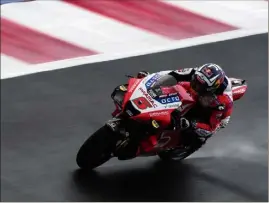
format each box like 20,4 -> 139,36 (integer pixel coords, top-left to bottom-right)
1,0 -> 268,202
1,0 -> 267,79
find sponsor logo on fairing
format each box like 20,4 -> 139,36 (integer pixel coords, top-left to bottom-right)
149,111 -> 169,117
129,80 -> 140,92
166,103 -> 180,108
139,87 -> 158,108
154,132 -> 172,148
159,94 -> 168,98
233,87 -> 245,94
168,92 -> 178,96
160,96 -> 180,104
148,89 -> 157,98
145,74 -> 162,88
126,110 -> 133,116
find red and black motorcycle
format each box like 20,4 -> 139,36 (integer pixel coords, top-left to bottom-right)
76,71 -> 247,170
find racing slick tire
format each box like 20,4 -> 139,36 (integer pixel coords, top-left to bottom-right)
157,147 -> 198,161
158,131 -> 206,161
158,137 -> 205,161
76,125 -> 117,170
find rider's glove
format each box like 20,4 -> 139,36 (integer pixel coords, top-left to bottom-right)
137,71 -> 150,78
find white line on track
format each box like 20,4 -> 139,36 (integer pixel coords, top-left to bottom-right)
1,28 -> 267,79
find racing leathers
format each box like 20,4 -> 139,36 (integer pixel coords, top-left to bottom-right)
138,68 -> 234,147
117,68 -> 233,160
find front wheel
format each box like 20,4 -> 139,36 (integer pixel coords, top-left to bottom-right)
76,125 -> 118,170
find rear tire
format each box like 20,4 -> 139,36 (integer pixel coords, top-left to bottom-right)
158,147 -> 197,161
158,139 -> 204,161
158,132 -> 206,161
76,125 -> 117,170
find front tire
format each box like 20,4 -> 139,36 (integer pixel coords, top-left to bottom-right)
76,125 -> 117,170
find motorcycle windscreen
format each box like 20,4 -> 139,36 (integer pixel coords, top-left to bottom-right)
150,74 -> 178,89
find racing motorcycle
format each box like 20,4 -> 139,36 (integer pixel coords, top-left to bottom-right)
76,71 -> 247,170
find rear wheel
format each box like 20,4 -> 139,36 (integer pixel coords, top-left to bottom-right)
158,131 -> 206,161
76,125 -> 118,170
158,147 -> 198,161
158,137 -> 203,161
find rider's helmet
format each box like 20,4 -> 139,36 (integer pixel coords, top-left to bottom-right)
190,63 -> 226,97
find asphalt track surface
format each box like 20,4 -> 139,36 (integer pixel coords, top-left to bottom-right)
1,33 -> 268,202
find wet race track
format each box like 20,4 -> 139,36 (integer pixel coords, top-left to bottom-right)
1,34 -> 268,202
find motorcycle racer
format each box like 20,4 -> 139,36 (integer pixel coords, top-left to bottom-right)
136,63 -> 234,152
76,63 -> 246,169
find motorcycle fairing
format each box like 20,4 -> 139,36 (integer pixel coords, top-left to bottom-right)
129,72 -> 183,112
121,72 -> 196,128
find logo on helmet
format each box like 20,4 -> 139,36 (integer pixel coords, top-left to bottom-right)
215,79 -> 221,87
202,68 -> 213,77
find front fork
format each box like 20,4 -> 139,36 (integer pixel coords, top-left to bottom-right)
105,118 -> 131,155
105,117 -> 158,158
